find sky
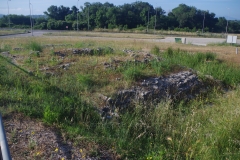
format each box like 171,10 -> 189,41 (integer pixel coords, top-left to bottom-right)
0,0 -> 239,20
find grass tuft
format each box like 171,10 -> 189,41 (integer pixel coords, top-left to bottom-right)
25,41 -> 43,52
151,45 -> 160,55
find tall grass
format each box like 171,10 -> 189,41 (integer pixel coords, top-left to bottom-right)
25,41 -> 43,52
2,42 -> 240,159
151,48 -> 240,86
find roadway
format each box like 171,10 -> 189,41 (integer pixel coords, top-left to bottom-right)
1,30 -> 239,45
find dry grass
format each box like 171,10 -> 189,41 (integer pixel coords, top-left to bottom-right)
44,31 -> 164,39
2,35 -> 240,66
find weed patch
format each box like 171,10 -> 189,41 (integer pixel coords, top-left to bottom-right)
151,45 -> 160,55
25,41 -> 43,52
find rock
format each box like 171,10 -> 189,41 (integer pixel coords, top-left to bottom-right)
54,51 -> 65,57
98,94 -> 108,101
71,48 -> 94,55
13,48 -> 24,51
108,71 -> 205,110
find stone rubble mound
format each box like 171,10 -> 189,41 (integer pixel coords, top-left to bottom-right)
102,70 -> 205,113
72,48 -> 94,55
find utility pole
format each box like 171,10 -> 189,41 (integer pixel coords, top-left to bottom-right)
226,20 -> 228,35
226,8 -> 230,37
147,9 -> 149,33
7,0 -> 11,29
32,3 -> 34,35
29,0 -> 33,36
77,0 -> 79,31
154,8 -> 157,34
202,12 -> 205,34
88,6 -> 89,31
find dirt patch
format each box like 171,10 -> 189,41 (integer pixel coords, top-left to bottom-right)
3,113 -> 117,160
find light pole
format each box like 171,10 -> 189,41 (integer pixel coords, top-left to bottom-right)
29,0 -> 33,36
31,3 -> 34,34
7,0 -> 11,29
202,11 -> 205,34
226,19 -> 228,35
154,8 -> 157,34
146,9 -> 149,33
77,0 -> 79,31
226,8 -> 230,36
88,6 -> 89,31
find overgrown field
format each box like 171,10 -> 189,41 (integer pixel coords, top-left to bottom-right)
1,36 -> 240,159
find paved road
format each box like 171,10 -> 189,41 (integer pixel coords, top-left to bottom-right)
0,30 -> 58,38
1,30 -> 239,45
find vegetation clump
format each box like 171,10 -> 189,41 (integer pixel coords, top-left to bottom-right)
25,41 -> 43,52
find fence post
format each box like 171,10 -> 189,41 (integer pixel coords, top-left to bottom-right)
236,48 -> 238,54
0,114 -> 12,160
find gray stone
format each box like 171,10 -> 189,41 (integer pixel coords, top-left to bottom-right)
108,70 -> 206,110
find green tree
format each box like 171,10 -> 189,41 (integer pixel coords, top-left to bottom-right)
44,5 -> 70,20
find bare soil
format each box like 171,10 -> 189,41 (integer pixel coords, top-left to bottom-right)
3,113 -> 117,160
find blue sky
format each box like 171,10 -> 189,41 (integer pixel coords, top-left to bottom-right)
0,0 -> 239,20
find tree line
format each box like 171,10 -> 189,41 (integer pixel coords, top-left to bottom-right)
0,1 -> 240,33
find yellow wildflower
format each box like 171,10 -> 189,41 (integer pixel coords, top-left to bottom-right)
55,148 -> 59,152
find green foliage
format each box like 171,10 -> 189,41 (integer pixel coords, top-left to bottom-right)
0,43 -> 11,52
123,66 -> 143,81
94,47 -> 114,55
205,52 -> 216,61
77,74 -> 95,89
25,41 -> 43,52
150,45 -> 160,55
161,49 -> 240,85
43,105 -> 60,123
1,2 -> 240,32
166,47 -> 174,57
